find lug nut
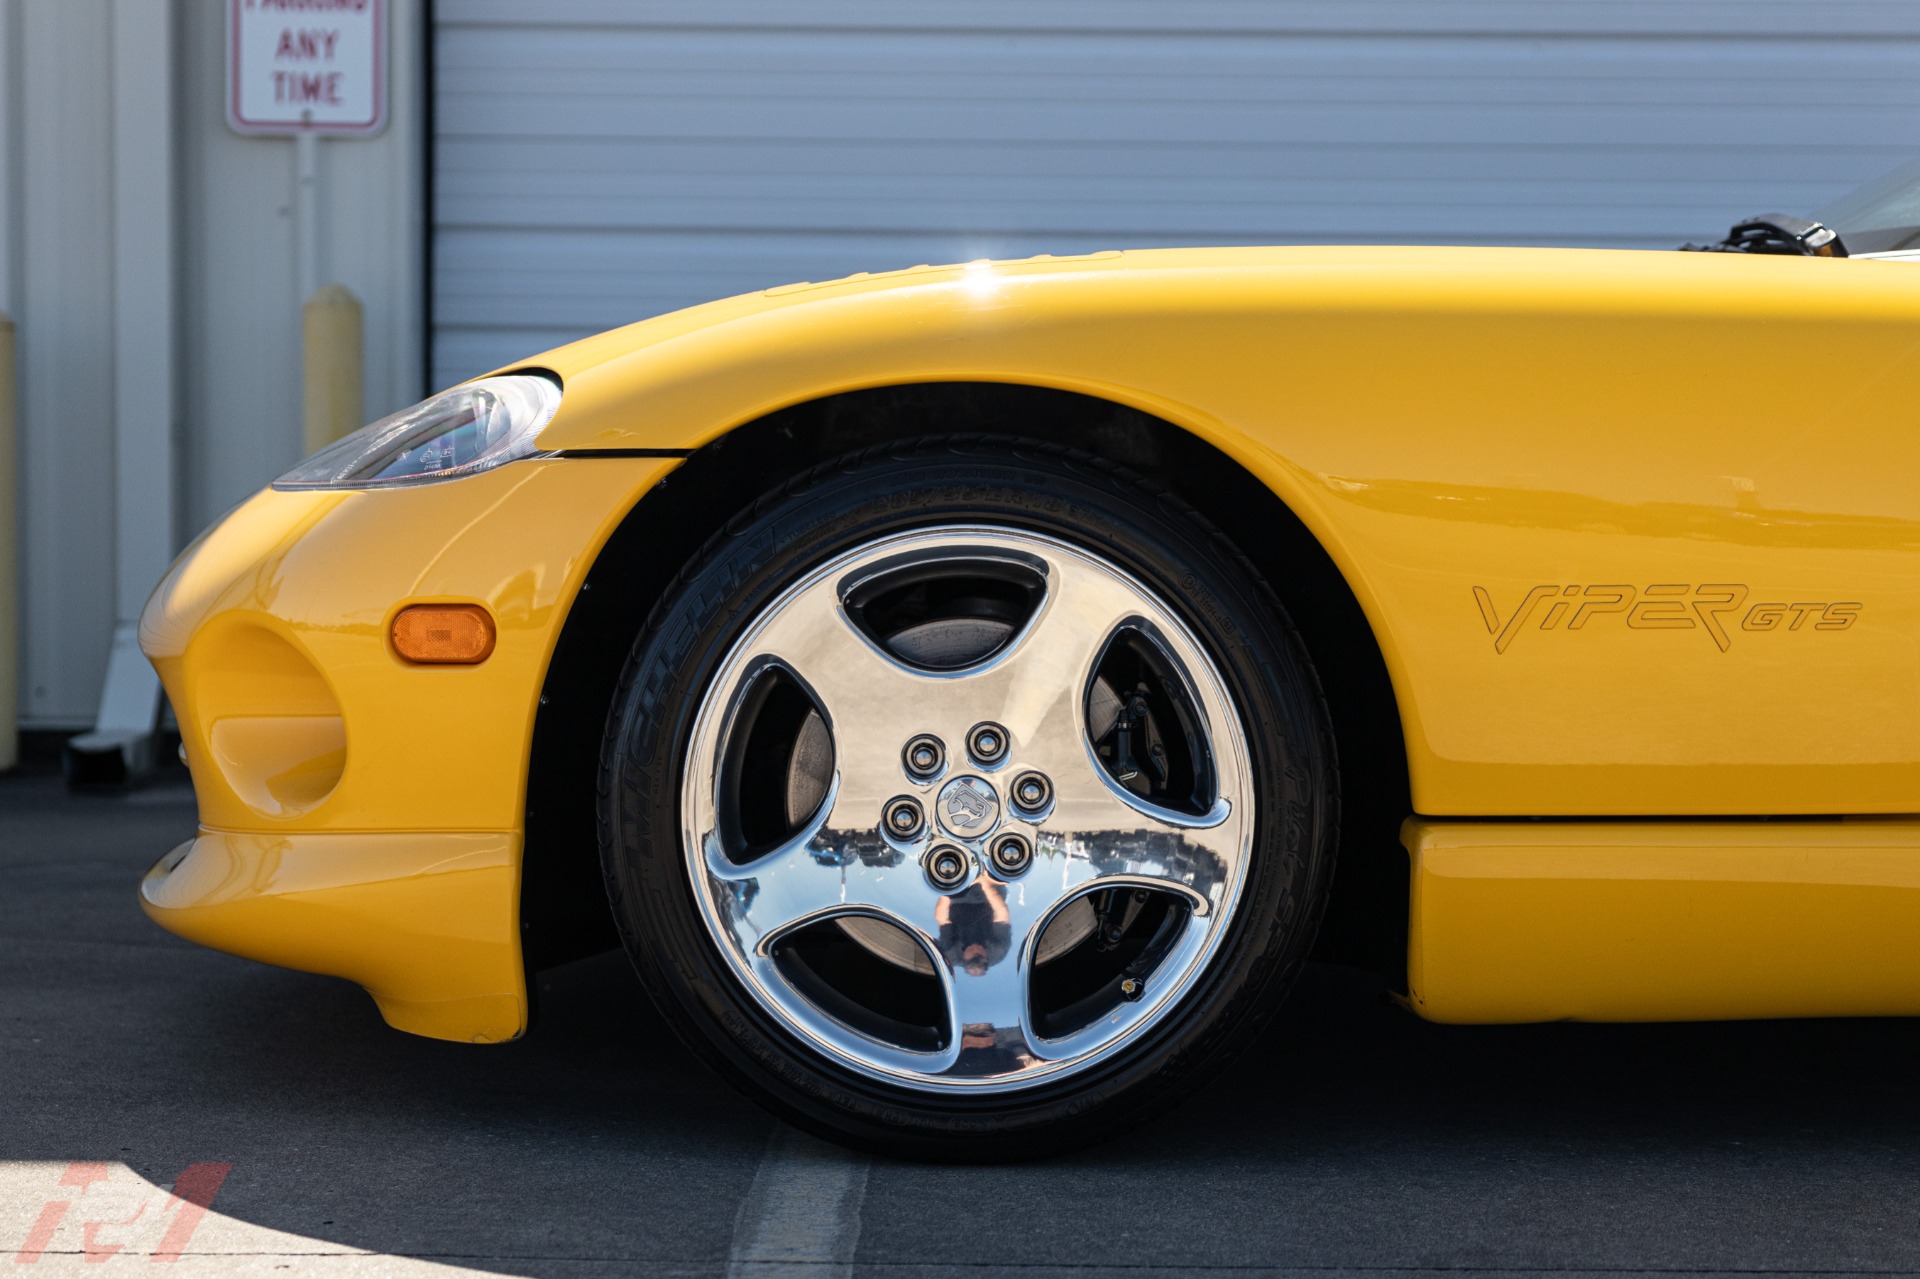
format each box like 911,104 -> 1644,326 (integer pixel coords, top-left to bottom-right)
1010,770 -> 1053,814
989,832 -> 1032,877
925,844 -> 971,891
903,734 -> 946,781
966,721 -> 1010,765
883,796 -> 925,839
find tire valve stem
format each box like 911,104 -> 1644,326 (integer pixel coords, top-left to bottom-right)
1119,977 -> 1145,1002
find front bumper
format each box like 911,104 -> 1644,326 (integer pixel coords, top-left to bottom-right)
142,830 -> 522,1041
138,456 -> 675,1042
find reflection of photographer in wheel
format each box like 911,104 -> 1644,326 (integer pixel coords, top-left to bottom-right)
935,878 -> 1012,978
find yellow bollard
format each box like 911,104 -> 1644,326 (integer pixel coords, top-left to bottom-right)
303,284 -> 364,455
0,314 -> 15,771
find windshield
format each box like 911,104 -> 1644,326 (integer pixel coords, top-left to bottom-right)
1817,157 -> 1920,254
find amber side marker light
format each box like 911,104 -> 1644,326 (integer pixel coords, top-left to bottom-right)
392,603 -> 496,665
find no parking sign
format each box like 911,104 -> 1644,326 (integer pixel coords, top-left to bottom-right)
227,0 -> 387,136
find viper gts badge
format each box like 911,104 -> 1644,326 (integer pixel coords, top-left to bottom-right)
1474,583 -> 1860,654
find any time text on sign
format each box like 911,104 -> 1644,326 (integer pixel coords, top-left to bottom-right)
228,0 -> 386,135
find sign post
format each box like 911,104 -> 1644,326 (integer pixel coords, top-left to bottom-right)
229,0 -> 387,298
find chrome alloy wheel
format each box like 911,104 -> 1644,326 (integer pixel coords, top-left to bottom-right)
680,525 -> 1255,1093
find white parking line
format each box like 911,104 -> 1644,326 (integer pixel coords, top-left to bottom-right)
726,1125 -> 871,1278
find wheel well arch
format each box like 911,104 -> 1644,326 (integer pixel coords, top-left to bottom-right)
521,382 -> 1410,994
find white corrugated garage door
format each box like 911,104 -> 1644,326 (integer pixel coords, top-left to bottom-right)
432,1 -> 1920,389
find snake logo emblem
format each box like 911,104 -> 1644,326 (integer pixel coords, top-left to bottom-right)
937,777 -> 999,835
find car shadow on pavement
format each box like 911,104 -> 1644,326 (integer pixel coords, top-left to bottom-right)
9,767 -> 1920,1276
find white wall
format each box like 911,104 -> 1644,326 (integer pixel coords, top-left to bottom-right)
6,0 -> 426,728
434,0 -> 1920,386
178,0 -> 424,549
14,0 -> 118,730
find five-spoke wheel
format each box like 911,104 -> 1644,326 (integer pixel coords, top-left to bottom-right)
683,525 -> 1253,1090
600,440 -> 1334,1157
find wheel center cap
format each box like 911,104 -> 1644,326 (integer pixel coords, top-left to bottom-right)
935,776 -> 1000,838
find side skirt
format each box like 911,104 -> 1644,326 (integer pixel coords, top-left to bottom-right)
1405,817 -> 1920,1023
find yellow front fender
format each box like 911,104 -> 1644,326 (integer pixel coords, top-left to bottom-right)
520,246 -> 1920,817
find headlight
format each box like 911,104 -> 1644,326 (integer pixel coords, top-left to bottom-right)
272,373 -> 562,490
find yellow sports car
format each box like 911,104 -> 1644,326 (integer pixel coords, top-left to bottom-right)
139,160 -> 1920,1157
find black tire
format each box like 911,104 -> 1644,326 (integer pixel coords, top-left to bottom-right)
597,436 -> 1338,1159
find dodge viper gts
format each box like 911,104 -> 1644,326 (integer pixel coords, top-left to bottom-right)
138,158 -> 1920,1157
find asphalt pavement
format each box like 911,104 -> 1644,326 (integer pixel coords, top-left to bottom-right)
6,762 -> 1920,1277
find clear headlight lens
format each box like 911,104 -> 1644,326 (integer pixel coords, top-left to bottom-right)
272,373 -> 562,491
